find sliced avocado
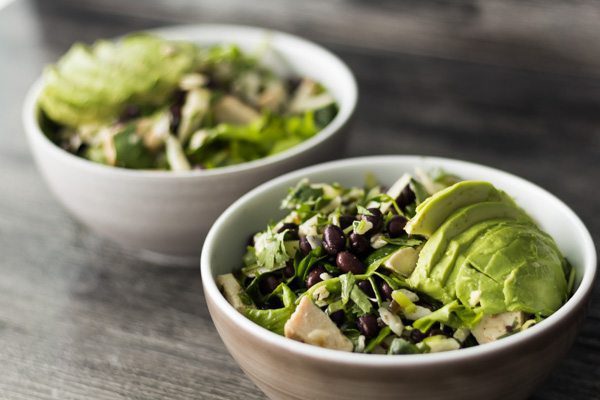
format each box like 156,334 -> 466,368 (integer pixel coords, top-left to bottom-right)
405,181 -> 515,237
408,202 -> 527,302
463,222 -> 567,315
428,219 -> 509,288
39,34 -> 199,127
455,261 -> 506,315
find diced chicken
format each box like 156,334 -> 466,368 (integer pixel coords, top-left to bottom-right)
471,312 -> 526,344
258,80 -> 287,111
284,296 -> 353,352
216,274 -> 249,312
383,245 -> 422,277
179,88 -> 210,142
213,95 -> 261,125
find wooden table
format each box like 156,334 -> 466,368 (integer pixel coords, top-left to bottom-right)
1,0 -> 598,398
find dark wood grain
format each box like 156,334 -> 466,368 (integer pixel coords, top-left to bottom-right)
1,0 -> 599,399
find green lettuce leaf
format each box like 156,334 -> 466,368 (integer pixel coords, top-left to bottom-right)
244,283 -> 296,335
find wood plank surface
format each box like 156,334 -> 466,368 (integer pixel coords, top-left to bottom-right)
0,0 -> 598,399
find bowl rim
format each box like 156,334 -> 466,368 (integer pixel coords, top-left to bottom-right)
201,155 -> 597,367
22,23 -> 358,180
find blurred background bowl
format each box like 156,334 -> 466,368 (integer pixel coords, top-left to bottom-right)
22,24 -> 358,262
201,155 -> 596,400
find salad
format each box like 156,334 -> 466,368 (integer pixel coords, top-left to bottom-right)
37,34 -> 338,170
217,170 -> 574,354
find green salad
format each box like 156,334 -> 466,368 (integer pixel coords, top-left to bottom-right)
218,170 -> 574,354
38,34 -> 338,170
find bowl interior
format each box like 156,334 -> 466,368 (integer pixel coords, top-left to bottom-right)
25,24 -> 358,178
202,155 -> 596,362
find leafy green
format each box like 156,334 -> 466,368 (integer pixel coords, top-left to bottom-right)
295,247 -> 325,282
254,228 -> 290,271
281,179 -> 324,211
113,125 -> 155,169
350,285 -> 373,315
364,245 -> 401,274
244,283 -> 296,335
339,273 -> 356,305
365,326 -> 392,353
412,301 -> 481,332
382,236 -> 423,247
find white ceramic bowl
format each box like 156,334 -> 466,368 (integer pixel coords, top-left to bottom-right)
22,24 -> 357,260
202,156 -> 597,400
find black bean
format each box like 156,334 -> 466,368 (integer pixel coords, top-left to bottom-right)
387,215 -> 408,238
323,225 -> 345,255
284,230 -> 299,241
362,208 -> 383,233
339,215 -> 355,230
277,223 -> 298,234
299,236 -> 312,256
409,328 -> 426,343
396,185 -> 416,210
336,251 -> 365,274
259,275 -> 280,295
329,310 -> 345,326
357,314 -> 380,338
305,265 -> 326,288
282,261 -> 295,278
357,280 -> 375,297
379,281 -> 393,300
349,232 -> 370,255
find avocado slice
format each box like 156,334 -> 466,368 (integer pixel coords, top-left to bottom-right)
464,221 -> 567,315
39,34 -> 199,127
405,181 -> 515,237
408,201 -> 527,302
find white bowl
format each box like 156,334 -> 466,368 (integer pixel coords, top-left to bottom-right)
22,24 -> 357,260
202,156 -> 597,400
